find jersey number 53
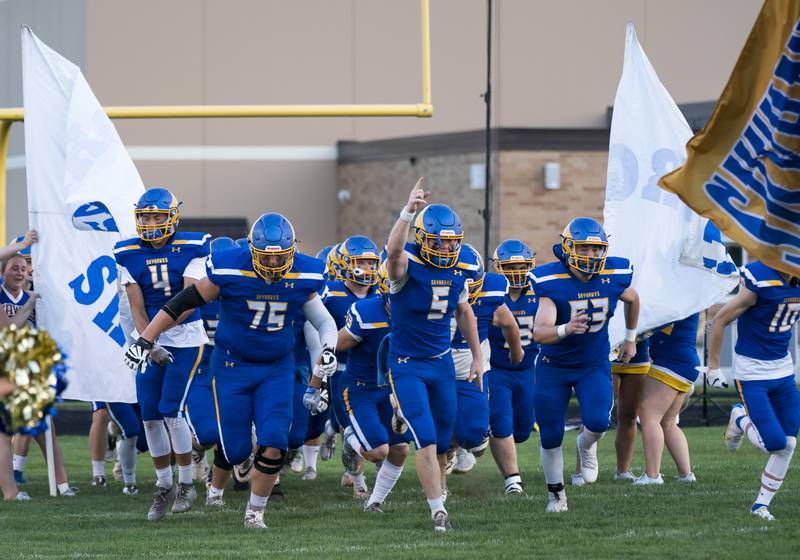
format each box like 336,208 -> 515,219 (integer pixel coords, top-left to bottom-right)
568,297 -> 609,333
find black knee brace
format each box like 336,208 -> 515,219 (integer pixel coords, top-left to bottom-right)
254,446 -> 285,475
213,448 -> 232,471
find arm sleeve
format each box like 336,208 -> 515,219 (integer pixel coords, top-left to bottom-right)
303,320 -> 322,365
458,285 -> 468,304
119,265 -> 136,285
183,257 -> 208,280
303,294 -> 337,351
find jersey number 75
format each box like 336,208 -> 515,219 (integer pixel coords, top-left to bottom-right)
246,300 -> 287,331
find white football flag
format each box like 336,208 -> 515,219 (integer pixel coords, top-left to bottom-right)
23,26 -> 143,402
604,23 -> 738,347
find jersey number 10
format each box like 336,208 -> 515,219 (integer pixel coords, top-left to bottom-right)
769,303 -> 800,333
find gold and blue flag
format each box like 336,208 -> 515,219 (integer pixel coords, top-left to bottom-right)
660,0 -> 800,276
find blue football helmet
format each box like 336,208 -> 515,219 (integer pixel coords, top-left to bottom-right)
134,187 -> 180,242
210,236 -> 237,254
327,243 -> 345,281
493,239 -> 535,288
459,243 -> 485,304
11,236 -> 31,263
235,237 -> 249,249
559,217 -> 608,274
376,260 -> 390,298
339,235 -> 381,286
413,203 -> 464,268
248,213 -> 296,281
316,244 -> 338,281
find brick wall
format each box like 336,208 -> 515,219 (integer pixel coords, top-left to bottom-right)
336,149 -> 607,263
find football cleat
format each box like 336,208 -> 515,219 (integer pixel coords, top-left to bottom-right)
270,481 -> 285,502
432,510 -> 452,532
613,471 -> 635,482
444,448 -> 457,476
147,485 -> 175,521
576,437 -> 599,484
171,483 -> 197,513
341,426 -> 364,476
352,475 -> 370,501
546,483 -> 568,513
92,475 -> 107,487
123,484 -> 138,496
725,404 -> 746,451
192,449 -> 210,481
321,420 -> 337,461
290,451 -> 304,473
570,473 -> 586,487
751,504 -> 775,521
364,501 -> 384,513
59,486 -> 79,497
301,467 -> 317,481
676,472 -> 696,484
633,473 -> 664,485
453,448 -> 476,474
505,482 -> 523,495
234,454 -> 255,483
244,505 -> 267,529
14,491 -> 32,501
340,471 -> 354,488
205,492 -> 225,508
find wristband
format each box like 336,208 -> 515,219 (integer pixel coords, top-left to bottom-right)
311,364 -> 325,380
624,328 -> 637,343
556,324 -> 568,339
399,207 -> 416,223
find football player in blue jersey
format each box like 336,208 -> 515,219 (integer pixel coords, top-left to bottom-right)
447,243 -> 522,486
317,235 -> 382,498
384,178 -> 483,532
636,314 -> 699,485
531,217 -> 640,513
486,240 -> 538,495
331,262 -> 412,512
115,187 -> 211,520
126,213 -> 338,529
607,338 -> 651,483
182,236 -> 236,505
708,262 -> 800,520
90,401 -> 148,494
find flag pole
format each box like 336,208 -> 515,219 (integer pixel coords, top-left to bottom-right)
45,417 -> 57,496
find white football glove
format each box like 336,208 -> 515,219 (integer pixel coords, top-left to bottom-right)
389,393 -> 408,435
697,366 -> 728,389
124,337 -> 153,373
149,344 -> 174,367
303,387 -> 323,413
319,348 -> 338,377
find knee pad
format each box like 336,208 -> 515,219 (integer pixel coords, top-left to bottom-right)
163,416 -> 193,455
143,420 -> 171,458
254,446 -> 285,475
214,448 -> 232,470
774,435 -> 797,457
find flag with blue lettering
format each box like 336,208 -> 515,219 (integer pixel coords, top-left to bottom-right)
604,23 -> 739,348
23,26 -> 143,402
660,1 -> 800,276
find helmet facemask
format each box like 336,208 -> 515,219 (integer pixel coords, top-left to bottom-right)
250,243 -> 295,282
494,256 -> 535,288
415,229 -> 463,269
135,208 -> 179,242
562,238 -> 608,274
344,254 -> 380,286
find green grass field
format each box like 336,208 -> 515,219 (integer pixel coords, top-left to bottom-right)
2,428 -> 799,559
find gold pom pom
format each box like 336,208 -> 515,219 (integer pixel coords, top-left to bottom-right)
0,325 -> 63,432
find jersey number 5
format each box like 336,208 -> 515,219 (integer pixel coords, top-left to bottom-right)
569,297 -> 609,333
246,300 -> 288,331
427,286 -> 451,320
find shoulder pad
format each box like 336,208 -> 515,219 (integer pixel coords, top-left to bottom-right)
113,237 -> 142,254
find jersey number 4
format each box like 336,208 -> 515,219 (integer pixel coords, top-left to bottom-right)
246,300 -> 287,331
769,303 -> 800,333
568,297 -> 609,333
148,264 -> 172,297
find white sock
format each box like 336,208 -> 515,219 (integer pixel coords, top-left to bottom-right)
178,464 -> 193,485
347,433 -> 365,459
427,495 -> 446,517
540,446 -> 564,485
164,417 -> 193,455
143,420 -> 171,458
741,416 -> 768,452
119,437 -> 137,484
57,482 -> 70,494
208,485 -> 224,498
756,437 -> 796,507
249,492 -> 268,510
504,474 -> 522,489
578,429 -> 604,450
302,445 -> 319,471
368,460 -> 403,505
92,460 -> 105,477
156,466 -> 174,489
13,454 -> 27,472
